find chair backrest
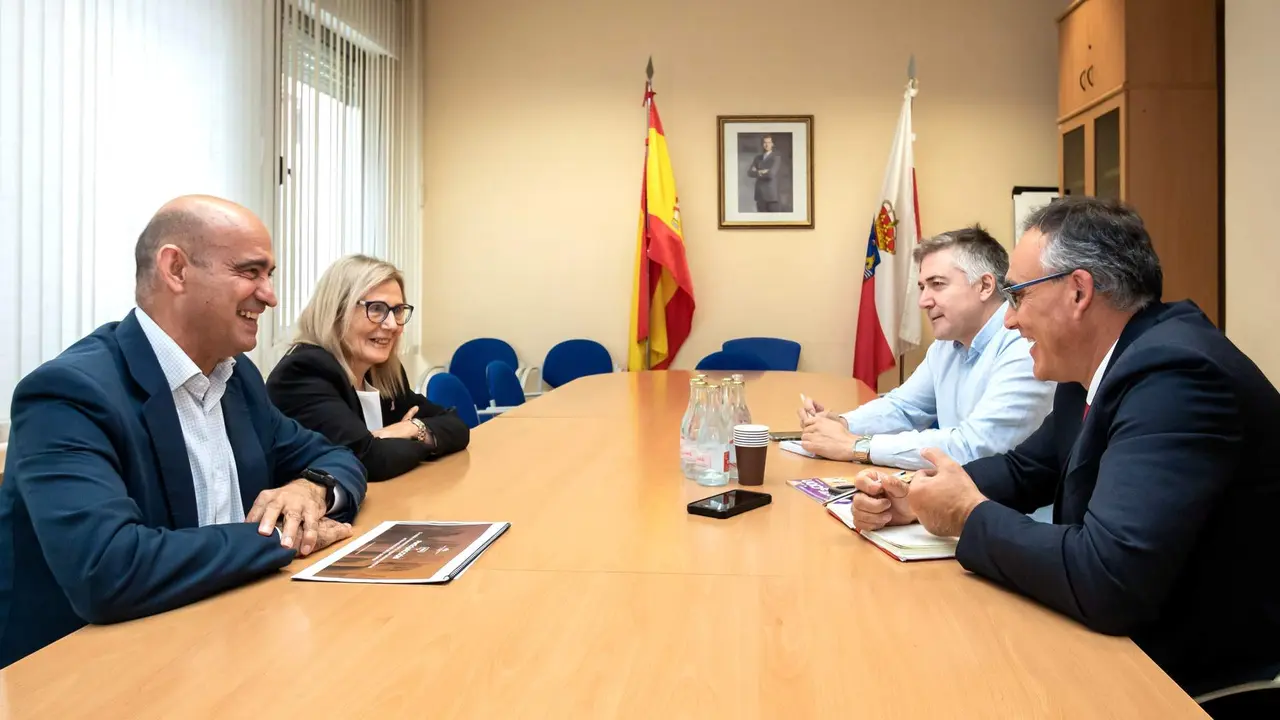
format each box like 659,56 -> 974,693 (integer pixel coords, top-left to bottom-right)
721,337 -> 801,371
425,372 -> 481,428
485,360 -> 526,408
1198,685 -> 1280,719
694,350 -> 771,371
542,339 -> 613,388
449,338 -> 518,409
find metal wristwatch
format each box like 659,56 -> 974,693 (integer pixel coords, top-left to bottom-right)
300,467 -> 338,510
410,417 -> 429,444
852,436 -> 873,464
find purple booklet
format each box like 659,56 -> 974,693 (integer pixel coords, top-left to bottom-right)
787,477 -> 856,504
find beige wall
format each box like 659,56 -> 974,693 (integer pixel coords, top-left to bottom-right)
421,0 -> 1063,380
1225,0 -> 1280,382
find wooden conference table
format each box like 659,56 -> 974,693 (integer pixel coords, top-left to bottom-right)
0,371 -> 1205,718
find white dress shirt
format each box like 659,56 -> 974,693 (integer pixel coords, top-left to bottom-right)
1086,340 -> 1119,405
135,309 -> 343,523
135,308 -> 244,526
840,302 -> 1057,470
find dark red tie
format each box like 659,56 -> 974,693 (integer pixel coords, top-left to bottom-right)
1083,403 -> 1090,420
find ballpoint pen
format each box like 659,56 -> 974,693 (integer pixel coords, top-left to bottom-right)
822,471 -> 910,505
824,488 -> 860,505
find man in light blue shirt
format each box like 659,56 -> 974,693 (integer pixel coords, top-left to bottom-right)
800,225 -> 1054,471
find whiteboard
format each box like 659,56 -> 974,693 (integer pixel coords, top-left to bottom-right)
1012,187 -> 1060,245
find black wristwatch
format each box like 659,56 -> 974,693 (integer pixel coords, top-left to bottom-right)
300,468 -> 338,510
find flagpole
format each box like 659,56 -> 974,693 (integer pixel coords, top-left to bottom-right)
898,54 -> 917,388
642,56 -> 654,371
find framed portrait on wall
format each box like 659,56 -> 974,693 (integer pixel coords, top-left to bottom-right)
717,115 -> 814,229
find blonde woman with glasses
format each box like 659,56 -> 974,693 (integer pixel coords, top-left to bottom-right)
266,255 -> 469,482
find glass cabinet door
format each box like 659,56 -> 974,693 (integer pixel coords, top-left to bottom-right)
1062,125 -> 1086,198
1093,107 -> 1121,200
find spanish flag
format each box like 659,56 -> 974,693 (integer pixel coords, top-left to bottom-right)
628,83 -> 695,371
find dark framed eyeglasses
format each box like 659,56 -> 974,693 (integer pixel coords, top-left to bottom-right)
1000,270 -> 1074,310
357,300 -> 414,325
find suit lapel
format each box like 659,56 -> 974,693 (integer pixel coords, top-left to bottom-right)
117,311 -> 201,529
221,378 -> 268,513
1064,400 -> 1092,478
1063,303 -> 1166,479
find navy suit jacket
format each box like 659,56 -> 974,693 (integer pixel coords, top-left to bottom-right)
748,152 -> 781,202
958,301 -> 1280,695
0,311 -> 367,668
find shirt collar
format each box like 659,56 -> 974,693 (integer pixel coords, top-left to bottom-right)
134,307 -> 236,392
1086,339 -> 1119,405
954,301 -> 1008,360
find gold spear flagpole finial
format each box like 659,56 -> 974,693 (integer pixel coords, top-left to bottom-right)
646,56 -> 654,82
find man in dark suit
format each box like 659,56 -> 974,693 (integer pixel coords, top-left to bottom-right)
0,195 -> 367,668
850,196 -> 1280,697
748,134 -> 781,212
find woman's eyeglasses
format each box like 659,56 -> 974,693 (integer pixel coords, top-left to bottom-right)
357,300 -> 414,325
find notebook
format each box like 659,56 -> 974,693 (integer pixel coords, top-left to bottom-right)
825,501 -> 957,562
292,520 -> 510,584
779,440 -> 817,458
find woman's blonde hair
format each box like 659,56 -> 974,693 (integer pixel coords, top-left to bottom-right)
293,254 -> 408,398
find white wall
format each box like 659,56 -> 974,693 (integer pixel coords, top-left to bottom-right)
1225,0 -> 1280,381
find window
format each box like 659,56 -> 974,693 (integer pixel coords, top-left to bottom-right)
268,0 -> 423,370
0,0 -> 276,438
0,0 -> 424,442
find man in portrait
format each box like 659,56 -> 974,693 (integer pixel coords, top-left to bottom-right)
747,134 -> 781,212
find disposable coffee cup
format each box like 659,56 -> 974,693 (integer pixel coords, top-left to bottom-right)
733,424 -> 770,447
734,424 -> 769,485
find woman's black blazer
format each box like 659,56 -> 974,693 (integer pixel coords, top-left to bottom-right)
265,343 -> 469,482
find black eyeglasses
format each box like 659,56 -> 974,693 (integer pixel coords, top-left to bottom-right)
1000,270 -> 1073,310
357,300 -> 415,325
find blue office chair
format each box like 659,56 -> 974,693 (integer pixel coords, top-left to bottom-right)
485,360 -> 526,410
695,350 -> 770,372
542,339 -> 614,388
425,372 -> 482,428
449,338 -> 520,410
721,337 -> 801,371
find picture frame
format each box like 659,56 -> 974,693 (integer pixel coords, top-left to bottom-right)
717,115 -> 814,229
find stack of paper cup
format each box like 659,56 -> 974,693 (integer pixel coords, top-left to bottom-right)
733,424 -> 770,486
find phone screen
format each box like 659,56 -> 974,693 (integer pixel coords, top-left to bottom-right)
692,492 -> 738,512
769,431 -> 802,441
691,490 -> 770,513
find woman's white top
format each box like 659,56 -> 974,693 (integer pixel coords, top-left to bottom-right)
356,381 -> 384,432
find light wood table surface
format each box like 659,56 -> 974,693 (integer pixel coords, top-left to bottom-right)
0,371 -> 1205,718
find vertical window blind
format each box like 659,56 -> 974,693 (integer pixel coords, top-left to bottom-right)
0,0 -> 425,444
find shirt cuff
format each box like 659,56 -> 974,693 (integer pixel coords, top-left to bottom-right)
866,434 -> 928,471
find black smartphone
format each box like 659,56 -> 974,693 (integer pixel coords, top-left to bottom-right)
687,489 -> 772,519
769,431 -> 802,442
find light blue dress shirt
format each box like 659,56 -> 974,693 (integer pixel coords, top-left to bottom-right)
840,302 -> 1055,471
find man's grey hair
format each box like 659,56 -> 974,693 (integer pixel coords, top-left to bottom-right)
1020,196 -> 1162,313
912,223 -> 1008,286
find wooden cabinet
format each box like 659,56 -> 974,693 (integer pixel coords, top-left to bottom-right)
1059,94 -> 1124,201
1058,0 -> 1125,115
1056,0 -> 1219,325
